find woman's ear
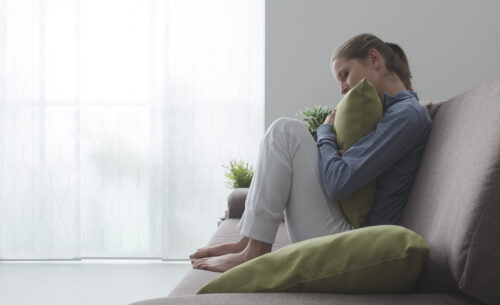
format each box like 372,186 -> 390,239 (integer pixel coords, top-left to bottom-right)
367,48 -> 382,70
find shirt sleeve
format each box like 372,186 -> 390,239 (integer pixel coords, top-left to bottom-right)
316,105 -> 424,201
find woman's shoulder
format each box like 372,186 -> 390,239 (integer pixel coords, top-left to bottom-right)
388,91 -> 426,113
385,93 -> 432,129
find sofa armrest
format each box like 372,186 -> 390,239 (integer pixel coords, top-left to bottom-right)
227,188 -> 248,219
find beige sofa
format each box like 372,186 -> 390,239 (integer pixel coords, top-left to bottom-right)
131,75 -> 500,305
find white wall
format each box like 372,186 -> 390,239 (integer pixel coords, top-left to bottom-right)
265,0 -> 500,128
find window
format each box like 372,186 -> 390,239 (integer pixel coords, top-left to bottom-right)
0,0 -> 264,260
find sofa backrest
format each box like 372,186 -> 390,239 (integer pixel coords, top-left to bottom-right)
400,75 -> 500,305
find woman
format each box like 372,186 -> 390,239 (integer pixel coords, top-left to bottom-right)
190,33 -> 432,272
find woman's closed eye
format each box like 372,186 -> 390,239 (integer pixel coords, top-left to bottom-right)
338,70 -> 348,83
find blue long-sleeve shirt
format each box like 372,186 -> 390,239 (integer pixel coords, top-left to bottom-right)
316,90 -> 432,226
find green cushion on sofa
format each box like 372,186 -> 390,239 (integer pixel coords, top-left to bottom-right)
334,78 -> 383,228
197,225 -> 429,294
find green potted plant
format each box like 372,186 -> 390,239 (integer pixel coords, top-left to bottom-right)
219,160 -> 254,225
297,105 -> 334,141
223,159 -> 254,189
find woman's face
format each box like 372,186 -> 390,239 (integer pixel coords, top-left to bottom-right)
332,50 -> 386,102
332,57 -> 373,95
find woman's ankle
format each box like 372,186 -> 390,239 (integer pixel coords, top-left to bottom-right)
236,236 -> 250,247
243,238 -> 272,260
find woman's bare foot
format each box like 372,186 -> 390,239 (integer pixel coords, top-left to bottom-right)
191,238 -> 272,272
189,236 -> 249,260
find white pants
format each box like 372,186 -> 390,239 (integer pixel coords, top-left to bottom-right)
237,118 -> 353,244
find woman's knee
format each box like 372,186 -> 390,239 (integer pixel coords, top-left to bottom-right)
269,117 -> 307,134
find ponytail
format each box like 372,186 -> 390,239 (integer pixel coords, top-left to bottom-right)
385,42 -> 413,91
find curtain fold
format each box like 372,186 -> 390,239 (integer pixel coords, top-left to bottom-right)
0,0 -> 264,260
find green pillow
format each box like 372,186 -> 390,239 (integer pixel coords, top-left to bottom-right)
197,225 -> 429,294
334,78 -> 383,228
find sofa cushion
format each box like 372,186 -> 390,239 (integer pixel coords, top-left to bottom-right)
197,225 -> 429,294
400,74 -> 500,305
334,78 -> 383,228
420,100 -> 445,120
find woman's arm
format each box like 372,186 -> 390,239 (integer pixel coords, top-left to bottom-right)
316,104 -> 428,201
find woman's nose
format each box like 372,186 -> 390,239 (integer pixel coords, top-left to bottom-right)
341,83 -> 349,95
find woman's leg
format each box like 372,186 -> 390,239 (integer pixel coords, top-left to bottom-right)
238,117 -> 352,244
191,118 -> 352,271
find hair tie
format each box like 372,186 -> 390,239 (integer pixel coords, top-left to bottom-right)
385,41 -> 391,47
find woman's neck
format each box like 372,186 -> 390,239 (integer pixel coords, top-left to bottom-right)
383,75 -> 408,96
378,75 -> 408,105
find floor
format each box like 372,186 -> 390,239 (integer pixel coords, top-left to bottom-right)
0,260 -> 192,305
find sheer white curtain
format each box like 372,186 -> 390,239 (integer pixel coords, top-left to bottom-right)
0,0 -> 264,259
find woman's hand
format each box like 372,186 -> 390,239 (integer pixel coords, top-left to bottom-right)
323,109 -> 343,156
323,109 -> 336,125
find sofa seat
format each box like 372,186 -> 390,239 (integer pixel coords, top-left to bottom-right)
133,292 -> 483,305
133,219 -> 483,305
135,220 -> 482,305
